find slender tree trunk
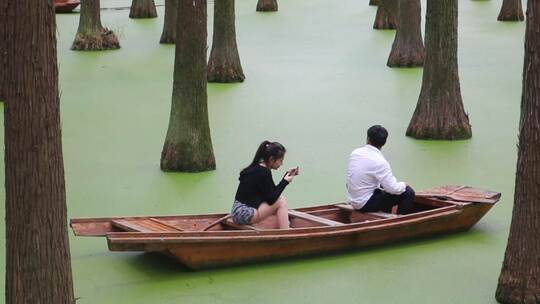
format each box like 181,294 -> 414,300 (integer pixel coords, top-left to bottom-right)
373,0 -> 398,29
160,0 -> 177,44
496,2 -> 540,303
161,0 -> 216,172
130,0 -> 157,19
406,0 -> 471,139
4,1 -> 74,303
257,0 -> 278,12
497,0 -> 524,22
0,16 -> 4,102
72,0 -> 120,51
370,0 -> 380,6
208,0 -> 245,83
387,0 -> 424,67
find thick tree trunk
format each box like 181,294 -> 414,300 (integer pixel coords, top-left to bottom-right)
373,0 -> 398,29
161,0 -> 216,172
208,0 -> 245,83
387,0 -> 424,67
130,0 -> 157,19
257,0 -> 278,12
406,0 -> 471,139
72,0 -> 120,51
4,1 -> 75,303
497,0 -> 524,22
369,0 -> 380,6
496,2 -> 540,303
160,0 -> 177,44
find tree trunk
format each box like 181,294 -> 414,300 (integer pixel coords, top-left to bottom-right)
130,0 -> 157,19
0,16 -> 4,102
373,0 -> 398,29
406,0 -> 471,140
370,0 -> 380,6
160,0 -> 177,44
496,2 -> 540,303
208,0 -> 245,83
497,0 -> 524,22
257,0 -> 278,12
387,0 -> 424,67
161,0 -> 216,172
3,1 -> 75,303
72,0 -> 120,51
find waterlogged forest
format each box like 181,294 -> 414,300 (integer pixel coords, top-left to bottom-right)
1,0 -> 537,303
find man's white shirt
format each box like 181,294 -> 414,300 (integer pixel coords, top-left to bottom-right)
346,144 -> 406,209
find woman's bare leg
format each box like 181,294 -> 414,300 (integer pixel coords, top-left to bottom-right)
275,197 -> 290,229
251,196 -> 289,229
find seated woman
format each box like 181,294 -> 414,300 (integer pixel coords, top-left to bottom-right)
231,141 -> 299,229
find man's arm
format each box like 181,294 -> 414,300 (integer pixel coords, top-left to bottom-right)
378,162 -> 406,195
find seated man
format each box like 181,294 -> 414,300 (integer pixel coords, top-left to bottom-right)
346,125 -> 415,215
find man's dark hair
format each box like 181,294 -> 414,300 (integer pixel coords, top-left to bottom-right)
367,125 -> 388,148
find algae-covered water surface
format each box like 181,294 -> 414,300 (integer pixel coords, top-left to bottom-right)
0,0 -> 525,303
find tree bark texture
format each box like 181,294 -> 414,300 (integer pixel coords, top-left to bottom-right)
0,13 -> 4,102
496,2 -> 540,303
160,0 -> 177,44
498,0 -> 524,22
373,0 -> 398,29
257,0 -> 278,12
161,0 -> 216,172
387,0 -> 424,67
129,0 -> 157,18
369,0 -> 380,6
3,1 -> 75,303
72,0 -> 120,51
208,0 -> 245,83
406,0 -> 471,140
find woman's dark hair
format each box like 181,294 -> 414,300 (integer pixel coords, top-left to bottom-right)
367,125 -> 388,148
243,141 -> 286,172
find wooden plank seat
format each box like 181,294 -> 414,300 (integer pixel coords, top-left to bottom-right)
112,218 -> 183,233
288,209 -> 344,226
335,203 -> 398,219
221,219 -> 258,230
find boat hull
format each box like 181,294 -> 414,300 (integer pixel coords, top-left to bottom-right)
106,203 -> 492,269
70,185 -> 500,270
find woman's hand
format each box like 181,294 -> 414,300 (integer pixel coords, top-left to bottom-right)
284,167 -> 299,182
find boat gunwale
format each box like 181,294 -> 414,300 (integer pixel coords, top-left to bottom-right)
106,205 -> 468,243
69,198 -> 462,225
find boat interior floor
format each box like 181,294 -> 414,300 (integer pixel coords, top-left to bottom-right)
106,198 -> 456,233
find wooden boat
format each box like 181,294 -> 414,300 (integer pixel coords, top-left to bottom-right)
55,0 -> 80,13
70,185 -> 500,270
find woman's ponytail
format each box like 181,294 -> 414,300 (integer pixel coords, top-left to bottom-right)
242,140 -> 286,172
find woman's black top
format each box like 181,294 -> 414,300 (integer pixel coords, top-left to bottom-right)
234,164 -> 289,209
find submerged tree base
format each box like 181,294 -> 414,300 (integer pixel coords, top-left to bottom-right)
406,92 -> 471,140
161,144 -> 216,172
387,48 -> 424,67
406,113 -> 471,140
498,0 -> 524,22
159,36 -> 175,44
256,0 -> 278,12
496,282 -> 540,304
71,29 -> 120,51
497,11 -> 524,21
207,65 -> 245,83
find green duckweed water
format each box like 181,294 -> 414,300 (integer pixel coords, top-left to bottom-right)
0,0 -> 525,303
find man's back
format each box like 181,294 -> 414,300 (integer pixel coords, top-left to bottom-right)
347,144 -> 405,209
